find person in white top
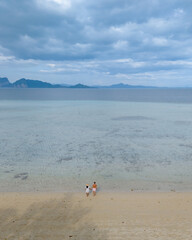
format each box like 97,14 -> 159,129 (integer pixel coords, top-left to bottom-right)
85,184 -> 91,197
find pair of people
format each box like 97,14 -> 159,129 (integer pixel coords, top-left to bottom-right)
85,182 -> 97,197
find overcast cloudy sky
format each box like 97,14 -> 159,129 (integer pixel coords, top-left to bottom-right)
1,0 -> 192,86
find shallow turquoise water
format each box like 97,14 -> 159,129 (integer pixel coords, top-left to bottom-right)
0,90 -> 192,192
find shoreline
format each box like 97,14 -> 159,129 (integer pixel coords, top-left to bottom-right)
0,188 -> 192,193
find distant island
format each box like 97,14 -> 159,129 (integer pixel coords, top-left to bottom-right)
0,77 -> 157,89
0,77 -> 90,89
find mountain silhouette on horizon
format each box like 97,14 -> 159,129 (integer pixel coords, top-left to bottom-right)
0,77 -> 90,88
0,77 -> 157,88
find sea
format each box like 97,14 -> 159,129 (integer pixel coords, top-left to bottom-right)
0,88 -> 192,192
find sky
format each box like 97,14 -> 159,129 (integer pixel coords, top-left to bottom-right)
1,0 -> 192,87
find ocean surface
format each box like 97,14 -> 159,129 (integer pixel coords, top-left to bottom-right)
0,88 -> 192,192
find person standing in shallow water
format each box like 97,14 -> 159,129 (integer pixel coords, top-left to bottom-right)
92,182 -> 97,196
85,184 -> 91,197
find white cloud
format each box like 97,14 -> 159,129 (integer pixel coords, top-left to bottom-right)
36,0 -> 71,12
151,37 -> 169,46
109,22 -> 140,39
155,60 -> 192,67
74,43 -> 91,50
174,8 -> 184,18
115,73 -> 131,79
0,54 -> 15,62
114,58 -> 146,68
20,35 -> 37,47
47,63 -> 56,68
40,67 -> 80,73
113,40 -> 129,50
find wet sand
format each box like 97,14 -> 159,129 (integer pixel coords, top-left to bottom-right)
0,192 -> 192,240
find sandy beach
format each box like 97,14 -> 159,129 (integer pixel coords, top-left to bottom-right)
0,192 -> 192,240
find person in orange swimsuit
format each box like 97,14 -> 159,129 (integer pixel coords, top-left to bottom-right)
92,182 -> 97,196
